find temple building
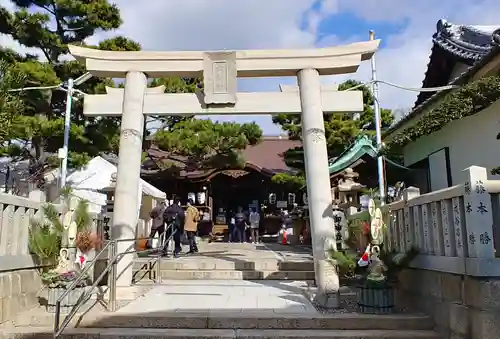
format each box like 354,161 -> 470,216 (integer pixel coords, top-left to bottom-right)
384,20 -> 500,193
141,136 -> 302,236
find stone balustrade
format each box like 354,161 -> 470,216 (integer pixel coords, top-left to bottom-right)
348,165 -> 500,339
0,193 -> 59,323
0,192 -> 100,324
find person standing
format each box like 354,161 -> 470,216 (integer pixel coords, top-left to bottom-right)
281,210 -> 293,245
234,206 -> 247,243
147,201 -> 166,249
227,209 -> 235,242
184,199 -> 200,254
163,197 -> 185,257
249,208 -> 260,244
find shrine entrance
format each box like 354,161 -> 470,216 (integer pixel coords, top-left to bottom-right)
211,170 -> 261,215
69,40 -> 379,305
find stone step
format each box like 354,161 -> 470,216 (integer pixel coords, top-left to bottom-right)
133,258 -> 314,271
8,310 -> 434,331
0,327 -> 441,339
78,312 -> 435,331
133,269 -> 316,280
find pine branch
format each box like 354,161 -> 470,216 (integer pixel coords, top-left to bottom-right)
74,199 -> 91,231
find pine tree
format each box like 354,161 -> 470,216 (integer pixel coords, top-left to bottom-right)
271,80 -> 395,185
0,1 -> 263,182
0,59 -> 25,146
0,0 -> 140,181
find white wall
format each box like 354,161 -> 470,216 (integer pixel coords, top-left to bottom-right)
403,99 -> 500,186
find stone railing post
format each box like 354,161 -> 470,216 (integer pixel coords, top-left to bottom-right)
462,166 -> 495,258
402,187 -> 419,251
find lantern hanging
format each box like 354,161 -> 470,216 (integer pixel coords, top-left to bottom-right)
268,193 -> 277,204
197,191 -> 206,204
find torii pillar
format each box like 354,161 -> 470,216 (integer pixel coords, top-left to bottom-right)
112,71 -> 147,286
69,41 -> 379,304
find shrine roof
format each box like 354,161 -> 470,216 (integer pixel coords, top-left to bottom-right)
242,136 -> 301,174
328,135 -> 377,176
414,20 -> 500,108
384,20 -> 500,139
142,136 -> 301,179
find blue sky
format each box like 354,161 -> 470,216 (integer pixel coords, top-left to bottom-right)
207,6 -> 417,134
315,13 -> 409,48
2,0 -> 499,135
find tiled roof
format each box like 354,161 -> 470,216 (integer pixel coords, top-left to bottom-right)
143,136 -> 300,178
414,20 -> 500,108
243,136 -> 300,173
384,23 -> 500,137
433,20 -> 497,61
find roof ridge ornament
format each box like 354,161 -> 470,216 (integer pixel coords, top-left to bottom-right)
437,19 -> 451,33
493,28 -> 500,45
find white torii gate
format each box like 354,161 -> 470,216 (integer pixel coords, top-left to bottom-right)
69,40 -> 379,307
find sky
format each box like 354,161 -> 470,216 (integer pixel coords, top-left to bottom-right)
1,0 -> 500,135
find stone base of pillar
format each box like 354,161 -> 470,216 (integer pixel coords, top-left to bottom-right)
313,291 -> 340,309
313,259 -> 340,309
102,285 -> 153,302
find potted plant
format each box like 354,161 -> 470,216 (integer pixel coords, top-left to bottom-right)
28,188 -> 98,313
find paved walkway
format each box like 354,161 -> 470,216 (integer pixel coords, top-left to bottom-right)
138,241 -> 313,269
117,280 -> 318,314
262,242 -> 313,261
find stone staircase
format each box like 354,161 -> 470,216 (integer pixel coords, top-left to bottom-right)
132,242 -> 316,282
133,255 -> 315,282
2,308 -> 441,339
0,244 -> 442,338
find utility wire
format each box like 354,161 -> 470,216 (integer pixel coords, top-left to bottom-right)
7,79 -> 460,95
342,79 -> 459,93
8,82 -> 86,100
8,84 -> 62,92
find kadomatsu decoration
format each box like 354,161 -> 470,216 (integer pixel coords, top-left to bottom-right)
353,198 -> 419,314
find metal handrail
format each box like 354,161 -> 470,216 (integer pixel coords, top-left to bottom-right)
53,224 -> 176,338
54,240 -> 113,305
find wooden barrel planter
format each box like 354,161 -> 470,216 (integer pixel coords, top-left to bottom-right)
356,284 -> 394,314
47,286 -> 92,313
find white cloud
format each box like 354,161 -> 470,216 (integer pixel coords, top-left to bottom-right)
332,0 -> 500,115
3,0 -> 500,132
0,0 -> 40,56
84,0 -> 321,134
91,0 -> 500,128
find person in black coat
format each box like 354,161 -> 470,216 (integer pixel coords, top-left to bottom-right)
234,206 -> 247,243
162,197 -> 185,257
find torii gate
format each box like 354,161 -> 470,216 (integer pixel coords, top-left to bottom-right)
69,40 -> 379,306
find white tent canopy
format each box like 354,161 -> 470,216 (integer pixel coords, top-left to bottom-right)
66,156 -> 166,212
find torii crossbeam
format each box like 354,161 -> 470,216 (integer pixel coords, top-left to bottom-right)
83,85 -> 363,116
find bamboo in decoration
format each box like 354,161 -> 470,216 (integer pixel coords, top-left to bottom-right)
47,286 -> 92,313
356,284 -> 394,314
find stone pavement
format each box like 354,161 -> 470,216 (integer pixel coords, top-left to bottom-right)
117,280 -> 318,314
167,241 -> 313,262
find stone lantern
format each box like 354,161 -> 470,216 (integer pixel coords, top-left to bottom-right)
332,168 -> 365,211
331,168 -> 365,249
